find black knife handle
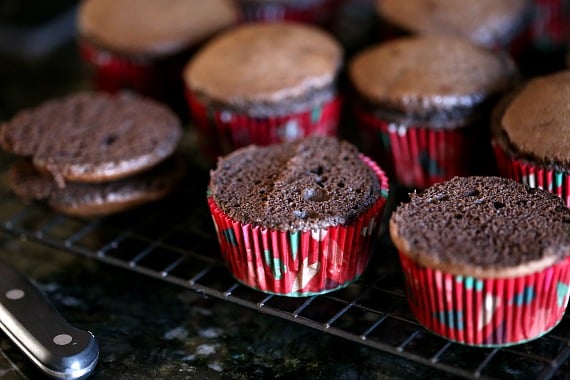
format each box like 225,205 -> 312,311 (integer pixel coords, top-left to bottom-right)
0,262 -> 98,379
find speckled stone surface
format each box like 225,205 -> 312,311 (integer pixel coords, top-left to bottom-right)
0,237 -> 458,380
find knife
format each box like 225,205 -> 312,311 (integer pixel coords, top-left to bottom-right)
0,261 -> 99,379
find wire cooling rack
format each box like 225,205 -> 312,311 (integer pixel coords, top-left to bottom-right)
0,159 -> 568,380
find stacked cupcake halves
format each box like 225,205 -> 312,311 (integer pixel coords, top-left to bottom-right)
0,91 -> 185,217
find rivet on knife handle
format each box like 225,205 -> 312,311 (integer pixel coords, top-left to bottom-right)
0,262 -> 99,379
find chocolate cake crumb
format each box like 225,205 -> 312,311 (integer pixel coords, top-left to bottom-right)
391,176 -> 570,269
209,136 -> 382,231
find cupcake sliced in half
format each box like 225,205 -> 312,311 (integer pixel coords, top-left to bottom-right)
208,135 -> 389,296
492,70 -> 570,207
390,176 -> 570,347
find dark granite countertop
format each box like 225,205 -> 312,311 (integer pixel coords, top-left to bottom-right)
0,235 -> 447,380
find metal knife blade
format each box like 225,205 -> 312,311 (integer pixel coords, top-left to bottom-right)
0,261 -> 99,379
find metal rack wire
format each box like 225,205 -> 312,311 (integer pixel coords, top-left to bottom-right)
0,164 -> 568,380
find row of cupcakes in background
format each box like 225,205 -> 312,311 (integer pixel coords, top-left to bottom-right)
76,0 -> 569,107
77,0 -> 570,206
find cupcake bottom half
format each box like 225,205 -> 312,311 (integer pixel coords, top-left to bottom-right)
493,143 -> 570,207
355,109 -> 480,189
399,254 -> 570,347
208,155 -> 389,297
187,92 -> 342,159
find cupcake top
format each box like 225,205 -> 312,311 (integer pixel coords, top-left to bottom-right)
493,70 -> 570,167
390,176 -> 570,278
77,0 -> 238,57
0,92 -> 182,185
184,22 -> 343,116
349,35 -> 518,126
209,136 -> 384,231
376,0 -> 531,47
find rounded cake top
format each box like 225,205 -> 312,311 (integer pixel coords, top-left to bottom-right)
376,0 -> 531,47
390,176 -> 570,278
495,70 -> 570,166
0,91 -> 183,185
184,22 -> 342,111
77,0 -> 238,57
209,136 -> 385,231
349,35 -> 517,123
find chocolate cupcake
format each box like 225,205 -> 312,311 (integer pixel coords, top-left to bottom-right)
375,0 -> 532,58
77,0 -> 238,109
348,35 -> 518,189
492,70 -> 570,207
183,22 -> 343,159
208,135 -> 389,296
390,176 -> 570,346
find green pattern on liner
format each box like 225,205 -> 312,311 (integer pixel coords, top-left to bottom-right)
289,231 -> 299,261
555,172 -> 563,188
311,106 -> 322,124
264,249 -> 286,280
463,277 -> 484,291
222,228 -> 237,247
379,131 -> 391,150
557,282 -> 570,307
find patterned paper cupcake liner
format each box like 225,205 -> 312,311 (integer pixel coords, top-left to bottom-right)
529,0 -> 570,50
238,0 -> 337,24
355,109 -> 475,189
493,143 -> 570,207
187,91 -> 342,159
399,253 -> 570,347
79,41 -> 187,107
207,155 -> 389,297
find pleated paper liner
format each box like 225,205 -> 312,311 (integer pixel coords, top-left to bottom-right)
493,142 -> 570,207
187,91 -> 342,160
207,155 -> 389,297
399,253 -> 570,347
79,40 -> 188,112
238,0 -> 337,24
529,0 -> 569,50
354,109 -> 475,189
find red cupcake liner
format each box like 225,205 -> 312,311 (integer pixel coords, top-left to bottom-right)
530,0 -> 570,49
399,253 -> 570,347
238,0 -> 338,24
208,155 -> 389,297
493,143 -> 570,207
355,109 -> 474,189
187,91 -> 342,159
78,40 -> 187,106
